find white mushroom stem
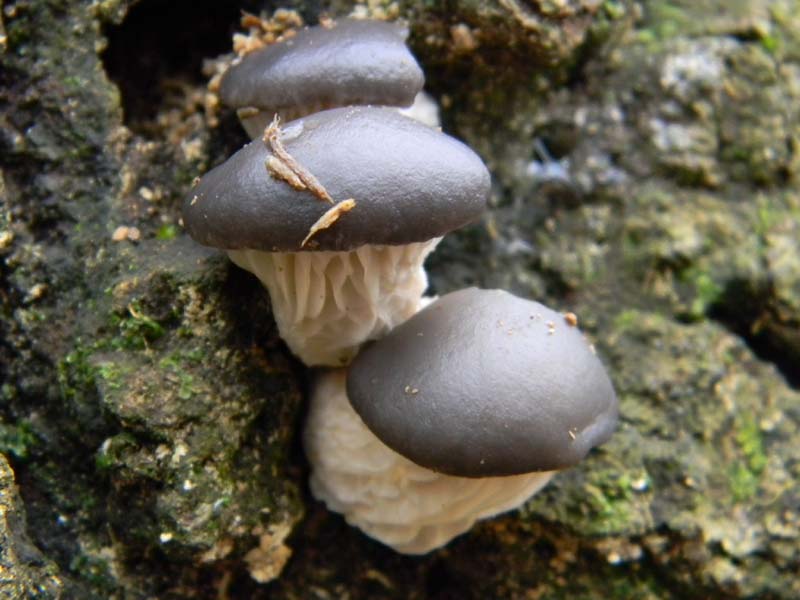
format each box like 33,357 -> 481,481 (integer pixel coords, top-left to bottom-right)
227,238 -> 440,366
397,91 -> 440,128
238,91 -> 441,139
238,101 -> 331,139
304,370 -> 556,554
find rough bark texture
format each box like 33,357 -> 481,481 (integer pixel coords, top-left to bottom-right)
1,0 -> 798,598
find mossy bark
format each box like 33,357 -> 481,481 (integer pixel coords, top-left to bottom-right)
1,0 -> 798,598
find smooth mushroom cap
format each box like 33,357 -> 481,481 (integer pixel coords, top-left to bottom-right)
346,288 -> 619,477
220,19 -> 424,113
182,106 -> 490,252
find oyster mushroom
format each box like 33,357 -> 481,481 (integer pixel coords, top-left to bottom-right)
182,107 -> 490,366
304,288 -> 618,553
220,18 -> 425,137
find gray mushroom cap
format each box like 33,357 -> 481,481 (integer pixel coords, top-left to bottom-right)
182,106 -> 490,252
220,19 -> 424,113
346,288 -> 619,478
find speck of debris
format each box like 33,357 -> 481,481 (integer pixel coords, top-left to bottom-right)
348,1 -> 399,20
263,114 -> 334,204
139,185 -> 161,202
564,312 -> 578,327
485,217 -> 499,240
244,522 -> 293,584
0,230 -> 13,248
112,225 -> 141,242
547,321 -> 556,335
404,385 -> 419,395
238,107 -> 260,119
363,569 -> 394,590
25,282 -> 47,303
233,9 -> 303,57
171,442 -> 189,465
181,138 -> 204,162
568,428 -> 577,440
301,198 -> 356,247
450,23 -> 478,54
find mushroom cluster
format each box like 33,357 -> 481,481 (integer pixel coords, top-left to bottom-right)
186,18 -> 485,366
184,15 -> 618,555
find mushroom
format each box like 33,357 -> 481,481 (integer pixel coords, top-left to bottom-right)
182,107 -> 490,366
304,288 -> 618,553
220,18 -> 425,137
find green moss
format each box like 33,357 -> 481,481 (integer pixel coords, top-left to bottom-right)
0,420 -> 38,459
602,0 -> 627,20
158,351 -> 205,400
612,309 -> 641,332
158,348 -> 204,368
69,554 -> 115,593
0,383 -> 14,402
110,302 -> 165,350
95,432 -> 138,471
58,345 -> 98,403
95,361 -> 125,391
760,32 -> 782,54
61,75 -> 85,90
736,414 -> 768,473
531,461 -> 651,537
59,341 -> 132,403
689,271 -> 723,320
754,195 -> 781,236
642,2 -> 688,40
728,463 -> 761,503
611,309 -> 668,338
728,414 -> 767,502
155,223 -> 179,241
581,469 -> 639,531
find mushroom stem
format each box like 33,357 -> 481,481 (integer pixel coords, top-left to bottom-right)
238,91 -> 441,139
238,103 -> 335,139
304,370 -> 555,554
227,238 -> 441,366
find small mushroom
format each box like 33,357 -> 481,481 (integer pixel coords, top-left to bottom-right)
182,107 -> 490,366
305,370 -> 554,554
304,288 -> 618,553
220,18 -> 425,137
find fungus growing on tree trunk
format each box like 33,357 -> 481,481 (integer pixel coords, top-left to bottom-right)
182,107 -> 490,365
305,288 -> 618,552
